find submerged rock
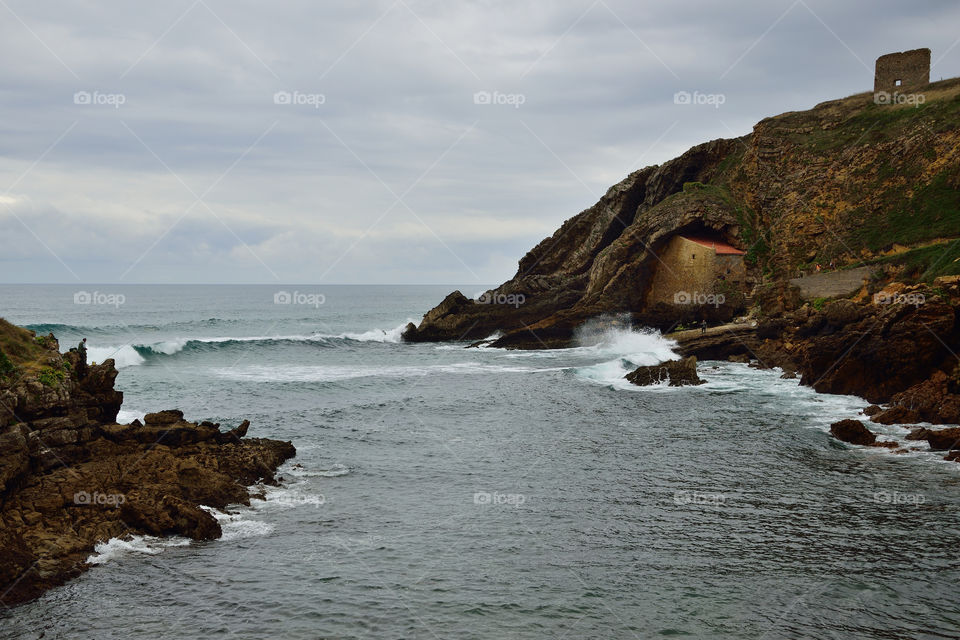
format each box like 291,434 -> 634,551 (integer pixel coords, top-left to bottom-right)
625,356 -> 703,387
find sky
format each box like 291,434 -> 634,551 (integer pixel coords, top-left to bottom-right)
1,0 -> 958,285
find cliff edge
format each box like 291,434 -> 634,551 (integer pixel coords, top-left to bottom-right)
404,78 -> 960,348
0,319 -> 296,606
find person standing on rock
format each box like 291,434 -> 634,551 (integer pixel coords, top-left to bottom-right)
77,338 -> 87,378
700,319 -> 707,334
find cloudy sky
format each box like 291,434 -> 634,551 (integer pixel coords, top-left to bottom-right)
1,0 -> 958,284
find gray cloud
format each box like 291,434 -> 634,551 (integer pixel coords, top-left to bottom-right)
1,0 -> 958,283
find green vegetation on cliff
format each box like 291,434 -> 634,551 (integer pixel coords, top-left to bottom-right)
0,318 -> 54,383
706,80 -> 960,281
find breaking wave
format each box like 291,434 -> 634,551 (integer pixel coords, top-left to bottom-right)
569,320 -> 682,388
76,322 -> 416,368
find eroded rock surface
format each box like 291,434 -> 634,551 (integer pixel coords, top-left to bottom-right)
625,356 -> 703,387
0,328 -> 295,606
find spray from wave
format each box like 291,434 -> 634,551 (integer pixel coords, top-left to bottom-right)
570,314 -> 681,388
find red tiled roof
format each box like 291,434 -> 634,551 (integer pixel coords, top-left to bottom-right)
680,236 -> 746,255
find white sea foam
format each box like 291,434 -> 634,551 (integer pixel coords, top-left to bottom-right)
570,325 -> 681,388
578,325 -> 680,364
86,534 -> 190,565
249,481 -> 328,509
150,338 -> 190,354
85,490 -> 321,566
86,345 -> 145,369
201,506 -> 276,541
214,362 -> 557,383
337,320 -> 413,343
116,408 -> 147,424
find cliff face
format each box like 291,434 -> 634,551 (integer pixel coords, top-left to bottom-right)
404,78 -> 960,347
0,322 -> 296,606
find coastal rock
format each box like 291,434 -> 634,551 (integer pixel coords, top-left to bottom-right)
797,301 -> 957,404
406,80 -> 960,350
673,326 -> 763,362
404,137 -> 743,345
120,494 -> 222,541
829,419 -> 877,445
144,409 -> 185,425
924,428 -> 960,451
888,372 -> 960,425
870,406 -> 922,425
625,356 -> 703,387
905,427 -> 933,441
0,320 -> 297,607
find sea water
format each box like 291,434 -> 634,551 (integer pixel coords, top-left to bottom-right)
1,284 -> 958,639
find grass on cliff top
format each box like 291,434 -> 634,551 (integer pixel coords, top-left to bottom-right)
0,318 -> 48,381
801,82 -> 960,153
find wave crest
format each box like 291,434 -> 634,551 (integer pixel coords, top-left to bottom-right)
81,321 -> 414,368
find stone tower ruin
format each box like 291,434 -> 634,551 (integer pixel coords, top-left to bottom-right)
874,48 -> 930,93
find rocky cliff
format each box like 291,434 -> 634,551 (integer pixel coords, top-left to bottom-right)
0,320 -> 296,606
671,276 -> 960,442
404,78 -> 960,347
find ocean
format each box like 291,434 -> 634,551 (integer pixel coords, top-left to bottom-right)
1,284 -> 958,639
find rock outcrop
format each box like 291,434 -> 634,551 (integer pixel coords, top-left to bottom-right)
923,427 -> 960,451
404,78 -> 960,347
403,139 -> 744,345
625,356 -> 703,387
0,324 -> 296,606
672,281 -> 960,423
830,419 -> 877,445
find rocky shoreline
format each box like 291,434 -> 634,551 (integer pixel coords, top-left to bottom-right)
0,324 -> 296,607
666,278 -> 960,459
